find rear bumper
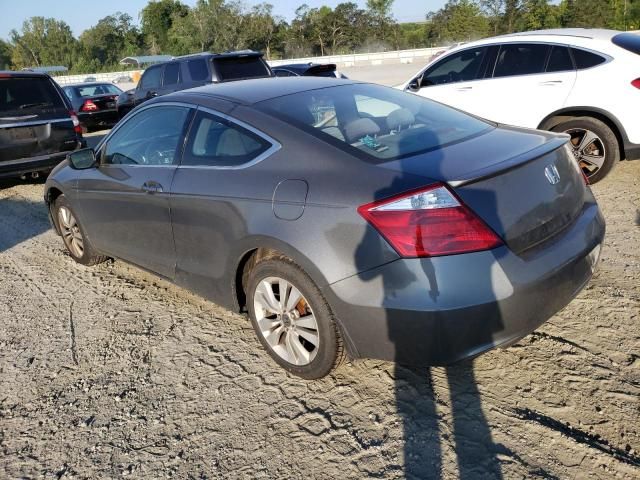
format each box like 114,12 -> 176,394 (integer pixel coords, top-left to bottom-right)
624,141 -> 640,161
0,147 -> 79,178
324,201 -> 605,366
78,110 -> 119,130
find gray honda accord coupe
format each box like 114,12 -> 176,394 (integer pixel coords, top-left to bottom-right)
44,77 -> 605,379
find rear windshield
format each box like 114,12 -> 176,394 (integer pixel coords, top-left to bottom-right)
257,83 -> 492,161
75,84 -> 122,97
214,56 -> 271,82
307,65 -> 337,77
0,76 -> 66,115
612,32 -> 640,55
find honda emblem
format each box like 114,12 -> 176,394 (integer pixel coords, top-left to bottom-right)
545,164 -> 561,185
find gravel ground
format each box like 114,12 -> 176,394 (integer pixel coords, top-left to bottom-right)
0,161 -> 638,479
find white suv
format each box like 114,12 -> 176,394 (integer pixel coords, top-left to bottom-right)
400,29 -> 640,183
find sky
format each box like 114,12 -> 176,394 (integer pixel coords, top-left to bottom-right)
0,0 -> 445,41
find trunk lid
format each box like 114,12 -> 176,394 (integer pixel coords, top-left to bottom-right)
381,127 -> 587,254
0,75 -> 77,162
80,93 -> 118,112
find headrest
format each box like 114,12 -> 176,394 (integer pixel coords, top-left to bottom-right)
387,108 -> 415,131
344,118 -> 380,143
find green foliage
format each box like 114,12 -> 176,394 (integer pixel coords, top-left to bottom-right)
2,0 -> 639,74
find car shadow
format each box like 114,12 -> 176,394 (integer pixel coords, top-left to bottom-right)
0,178 -> 51,253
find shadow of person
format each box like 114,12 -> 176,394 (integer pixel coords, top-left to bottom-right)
355,125 -> 505,478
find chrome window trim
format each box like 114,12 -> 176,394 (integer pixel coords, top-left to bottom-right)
0,118 -> 72,129
176,105 -> 281,170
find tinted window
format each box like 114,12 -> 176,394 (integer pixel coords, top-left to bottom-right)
103,106 -> 190,166
214,56 -> 270,81
183,110 -> 270,167
141,66 -> 162,89
571,48 -> 607,69
76,84 -> 122,96
546,46 -> 574,72
612,32 -> 640,55
274,69 -> 294,77
494,44 -> 550,77
163,62 -> 181,86
258,84 -> 492,162
423,47 -> 487,86
0,77 -> 66,114
188,59 -> 209,81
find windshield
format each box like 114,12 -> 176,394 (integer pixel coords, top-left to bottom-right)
0,76 -> 66,115
257,83 -> 493,161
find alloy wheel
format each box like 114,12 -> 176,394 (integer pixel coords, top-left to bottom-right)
58,206 -> 84,258
253,276 -> 320,366
564,127 -> 606,179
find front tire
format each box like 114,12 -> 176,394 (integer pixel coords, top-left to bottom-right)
247,257 -> 345,379
54,195 -> 107,266
551,117 -> 619,184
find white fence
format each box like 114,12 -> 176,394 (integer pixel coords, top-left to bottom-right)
52,46 -> 447,86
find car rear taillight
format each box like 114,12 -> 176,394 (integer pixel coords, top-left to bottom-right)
632,78 -> 640,89
358,184 -> 502,258
69,110 -> 82,134
81,100 -> 98,112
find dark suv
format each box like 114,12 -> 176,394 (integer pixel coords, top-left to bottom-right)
118,51 -> 273,117
0,71 -> 84,179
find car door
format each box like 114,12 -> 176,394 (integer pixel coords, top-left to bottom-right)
133,64 -> 163,106
75,104 -> 193,278
410,45 -> 494,115
473,43 -> 577,127
169,105 -> 278,306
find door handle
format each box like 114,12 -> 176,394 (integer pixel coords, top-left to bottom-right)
457,86 -> 473,91
539,80 -> 563,86
142,181 -> 163,194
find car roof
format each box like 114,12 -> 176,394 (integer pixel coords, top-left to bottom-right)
175,76 -> 358,105
0,70 -> 51,79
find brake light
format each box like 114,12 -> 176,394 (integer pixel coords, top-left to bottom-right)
358,184 -> 502,258
81,100 -> 98,112
69,110 -> 82,134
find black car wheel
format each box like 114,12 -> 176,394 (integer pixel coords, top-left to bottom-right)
551,117 -> 619,184
247,257 -> 345,379
54,195 -> 107,266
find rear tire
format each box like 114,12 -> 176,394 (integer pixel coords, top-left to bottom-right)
53,195 -> 107,266
247,257 -> 345,379
550,117 -> 619,184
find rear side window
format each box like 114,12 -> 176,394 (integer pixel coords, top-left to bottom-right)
188,59 -> 209,82
423,47 -> 487,86
213,56 -> 270,81
183,110 -> 271,167
571,48 -> 606,69
546,46 -> 574,72
0,77 -> 66,114
494,44 -> 550,77
141,67 -> 162,89
163,63 -> 181,86
612,32 -> 640,55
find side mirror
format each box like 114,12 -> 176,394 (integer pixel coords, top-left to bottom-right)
407,75 -> 423,92
68,148 -> 97,170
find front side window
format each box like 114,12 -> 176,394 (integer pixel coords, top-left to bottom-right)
188,59 -> 209,82
422,47 -> 487,86
258,83 -> 492,162
141,66 -> 162,90
182,110 -> 271,167
102,105 -> 191,166
493,43 -> 550,78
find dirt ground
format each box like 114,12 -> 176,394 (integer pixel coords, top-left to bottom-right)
0,161 -> 638,479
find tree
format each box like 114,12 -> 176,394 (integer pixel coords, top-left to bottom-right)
367,0 -> 394,43
0,39 -> 12,69
10,17 -> 77,69
480,0 -> 505,34
519,0 -> 559,30
78,13 -> 142,70
426,0 -> 490,44
141,0 -> 189,54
